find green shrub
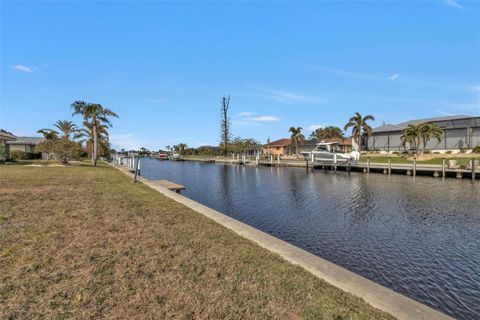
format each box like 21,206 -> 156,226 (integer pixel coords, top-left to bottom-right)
472,146 -> 480,153
10,150 -> 27,160
446,150 -> 452,154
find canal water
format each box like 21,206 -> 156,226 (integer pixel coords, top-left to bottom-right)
140,159 -> 480,319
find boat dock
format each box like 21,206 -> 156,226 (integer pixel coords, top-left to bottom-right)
148,179 -> 185,193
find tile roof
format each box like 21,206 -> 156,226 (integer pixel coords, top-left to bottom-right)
6,136 -> 45,145
264,138 -> 291,147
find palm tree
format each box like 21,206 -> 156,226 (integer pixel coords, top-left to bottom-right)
401,124 -> 421,155
79,121 -> 111,159
289,127 -> 305,156
53,120 -> 80,140
71,101 -> 118,166
312,126 -> 344,141
344,112 -> 375,151
37,128 -> 59,140
177,143 -> 187,155
419,123 -> 443,154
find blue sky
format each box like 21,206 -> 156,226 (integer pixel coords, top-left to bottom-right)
1,0 -> 479,150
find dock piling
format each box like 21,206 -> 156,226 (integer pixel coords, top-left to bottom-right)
388,157 -> 391,175
442,158 -> 446,178
367,157 -> 370,173
413,157 -> 417,177
471,159 -> 475,180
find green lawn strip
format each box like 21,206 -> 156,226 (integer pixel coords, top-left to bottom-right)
0,163 -> 394,319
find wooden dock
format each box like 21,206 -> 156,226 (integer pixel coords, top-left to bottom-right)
148,179 -> 185,193
311,161 -> 478,180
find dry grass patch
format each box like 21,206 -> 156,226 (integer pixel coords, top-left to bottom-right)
0,163 -> 394,319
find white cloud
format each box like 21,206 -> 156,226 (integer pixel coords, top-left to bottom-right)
244,115 -> 279,122
234,112 -> 280,126
308,124 -> 324,131
444,0 -> 464,9
146,98 -> 168,103
470,84 -> 480,93
389,74 -> 399,80
252,86 -> 321,104
12,65 -> 33,73
110,133 -> 145,150
237,111 -> 256,117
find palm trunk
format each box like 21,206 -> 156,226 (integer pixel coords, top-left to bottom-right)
295,138 -> 298,156
93,124 -> 98,166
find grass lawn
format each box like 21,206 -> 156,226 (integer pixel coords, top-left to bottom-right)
0,162 -> 394,319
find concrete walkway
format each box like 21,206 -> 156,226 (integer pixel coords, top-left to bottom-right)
111,163 -> 453,320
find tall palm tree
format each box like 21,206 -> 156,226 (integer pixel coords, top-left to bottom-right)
37,128 -> 59,140
344,112 -> 375,151
71,101 -> 118,166
289,127 -> 305,156
419,123 -> 443,154
53,120 -> 80,140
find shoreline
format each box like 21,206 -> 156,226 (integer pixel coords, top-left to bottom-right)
112,162 -> 453,320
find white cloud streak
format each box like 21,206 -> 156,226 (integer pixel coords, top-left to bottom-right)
244,115 -> 279,122
444,0 -> 464,9
234,112 -> 280,126
237,111 -> 256,117
12,65 -> 33,73
252,86 -> 322,104
389,74 -> 399,80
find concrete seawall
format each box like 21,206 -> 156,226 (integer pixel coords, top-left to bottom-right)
110,163 -> 453,320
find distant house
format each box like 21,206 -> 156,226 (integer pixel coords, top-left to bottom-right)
366,115 -> 480,152
262,138 -> 292,156
6,136 -> 46,159
0,130 -> 17,161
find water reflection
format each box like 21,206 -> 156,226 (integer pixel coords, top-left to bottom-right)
140,159 -> 480,319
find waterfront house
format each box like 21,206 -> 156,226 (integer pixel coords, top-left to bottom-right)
365,115 -> 480,152
262,138 -> 292,156
6,136 -> 46,159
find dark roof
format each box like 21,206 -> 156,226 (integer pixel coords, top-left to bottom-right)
6,136 -> 44,145
398,115 -> 472,126
264,138 -> 291,147
373,115 -> 479,133
0,129 -> 17,141
373,124 -> 407,133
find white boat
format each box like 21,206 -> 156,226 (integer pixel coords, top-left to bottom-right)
169,153 -> 183,161
301,142 -> 358,163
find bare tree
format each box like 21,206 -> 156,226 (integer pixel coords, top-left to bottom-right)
219,96 -> 231,155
